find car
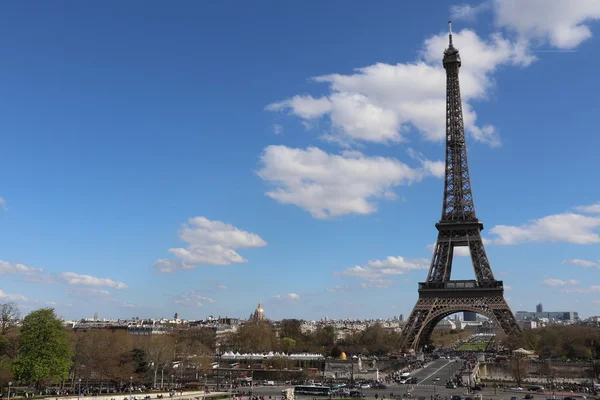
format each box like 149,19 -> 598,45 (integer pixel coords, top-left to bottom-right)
360,384 -> 371,389
451,396 -> 462,400
473,386 -> 483,391
433,377 -> 440,382
509,387 -> 524,391
524,395 -> 534,399
446,383 -> 457,389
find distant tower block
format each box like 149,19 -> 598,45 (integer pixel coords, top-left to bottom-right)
536,303 -> 543,313
93,312 -> 98,321
174,312 -> 179,320
463,311 -> 477,321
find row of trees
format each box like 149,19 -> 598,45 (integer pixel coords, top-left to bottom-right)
219,319 -> 404,356
0,304 -> 217,391
501,325 -> 600,359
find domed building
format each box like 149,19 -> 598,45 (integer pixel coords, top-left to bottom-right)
250,302 -> 266,321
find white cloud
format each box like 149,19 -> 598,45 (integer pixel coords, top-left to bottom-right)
336,256 -> 429,284
266,95 -> 332,119
489,212 -> 600,245
451,3 -> 492,21
257,145 -> 443,218
0,260 -> 43,276
541,278 -> 580,287
272,293 -> 301,301
118,302 -> 137,309
0,197 -> 7,211
562,285 -> 600,294
174,291 -> 216,307
89,289 -> 112,297
0,290 -> 28,302
59,272 -> 128,289
492,0 -> 600,49
155,217 -> 267,273
287,293 -> 300,301
217,284 -> 228,290
272,124 -> 283,135
574,202 -> 600,214
360,279 -> 393,289
564,258 -> 600,268
267,29 -> 534,147
504,285 -> 512,291
45,301 -> 57,306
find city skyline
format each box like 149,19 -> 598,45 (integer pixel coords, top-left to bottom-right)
1,1 -> 599,321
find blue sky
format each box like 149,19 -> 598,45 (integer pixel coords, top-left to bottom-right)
1,1 -> 599,321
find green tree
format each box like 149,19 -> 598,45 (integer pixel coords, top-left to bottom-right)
132,348 -> 149,375
280,337 -> 296,353
330,346 -> 342,358
13,308 -> 73,389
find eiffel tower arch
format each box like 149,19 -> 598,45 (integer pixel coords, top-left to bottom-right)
399,22 -> 522,351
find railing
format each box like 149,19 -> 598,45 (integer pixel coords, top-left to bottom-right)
418,280 -> 503,290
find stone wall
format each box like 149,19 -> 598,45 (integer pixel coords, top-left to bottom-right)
480,362 -> 592,380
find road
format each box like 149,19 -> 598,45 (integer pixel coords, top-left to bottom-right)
410,358 -> 461,386
245,383 -> 587,400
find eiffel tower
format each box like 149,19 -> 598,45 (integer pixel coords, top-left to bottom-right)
399,22 -> 522,351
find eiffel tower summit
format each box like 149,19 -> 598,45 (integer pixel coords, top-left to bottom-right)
399,22 -> 522,351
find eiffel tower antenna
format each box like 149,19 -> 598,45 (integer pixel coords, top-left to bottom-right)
398,23 -> 522,351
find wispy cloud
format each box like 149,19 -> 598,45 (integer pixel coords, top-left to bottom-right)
541,278 -> 580,287
563,258 -> 600,268
59,272 -> 128,289
173,291 -> 216,307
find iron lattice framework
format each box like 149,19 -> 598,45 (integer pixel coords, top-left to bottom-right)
399,23 -> 522,351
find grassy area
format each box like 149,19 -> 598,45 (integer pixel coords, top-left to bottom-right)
457,342 -> 488,351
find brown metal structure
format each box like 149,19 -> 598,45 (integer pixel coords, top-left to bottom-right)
399,22 -> 522,351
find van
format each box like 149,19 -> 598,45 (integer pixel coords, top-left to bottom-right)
265,381 -> 275,386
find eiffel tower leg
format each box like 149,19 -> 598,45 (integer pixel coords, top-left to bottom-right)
492,299 -> 522,336
467,230 -> 495,281
427,234 -> 453,282
399,297 -> 434,351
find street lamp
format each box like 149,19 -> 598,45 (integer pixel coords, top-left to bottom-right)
78,378 -> 82,400
8,382 -> 12,400
129,377 -> 133,400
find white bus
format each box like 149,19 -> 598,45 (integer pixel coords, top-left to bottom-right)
294,386 -> 332,396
